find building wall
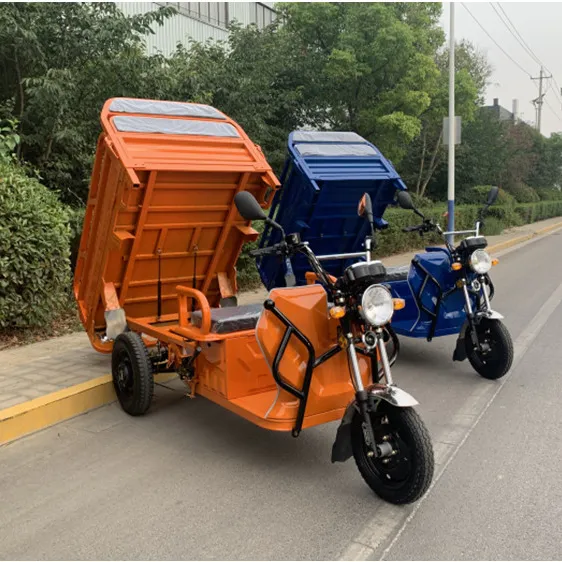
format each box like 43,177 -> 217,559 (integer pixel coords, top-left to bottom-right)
115,2 -> 276,56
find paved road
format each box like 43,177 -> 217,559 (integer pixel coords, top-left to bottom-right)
1,232 -> 562,560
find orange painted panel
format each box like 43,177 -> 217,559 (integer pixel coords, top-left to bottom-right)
74,98 -> 279,350
256,286 -> 372,420
197,334 -> 277,400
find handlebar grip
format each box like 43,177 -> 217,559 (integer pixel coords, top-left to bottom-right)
249,247 -> 273,258
250,243 -> 284,258
402,225 -> 421,233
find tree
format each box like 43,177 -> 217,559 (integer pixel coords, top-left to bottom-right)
0,2 -> 175,203
528,132 -> 562,189
276,2 -> 445,163
164,22 -> 313,173
400,40 -> 491,199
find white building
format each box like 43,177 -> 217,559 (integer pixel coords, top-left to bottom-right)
116,2 -> 277,55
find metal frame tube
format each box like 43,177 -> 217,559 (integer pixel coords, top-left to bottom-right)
462,283 -> 473,316
347,340 -> 365,392
376,330 -> 394,386
317,251 -> 367,262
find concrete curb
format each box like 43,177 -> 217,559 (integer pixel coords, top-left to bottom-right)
487,220 -> 562,254
2,219 -> 562,447
0,372 -> 177,446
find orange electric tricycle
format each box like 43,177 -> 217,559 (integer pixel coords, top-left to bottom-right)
75,97 -> 434,504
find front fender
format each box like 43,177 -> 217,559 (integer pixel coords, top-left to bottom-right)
478,309 -> 504,320
331,385 -> 419,463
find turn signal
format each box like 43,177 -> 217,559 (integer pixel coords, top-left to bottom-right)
491,258 -> 499,266
393,298 -> 406,311
329,306 -> 346,319
451,262 -> 462,271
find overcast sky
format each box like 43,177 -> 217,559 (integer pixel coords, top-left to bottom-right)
440,2 -> 562,137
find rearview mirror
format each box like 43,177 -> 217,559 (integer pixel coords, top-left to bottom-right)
396,191 -> 415,210
486,186 -> 499,206
358,193 -> 373,218
234,191 -> 267,221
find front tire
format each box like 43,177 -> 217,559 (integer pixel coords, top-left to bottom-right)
351,404 -> 434,505
112,332 -> 154,416
465,319 -> 513,380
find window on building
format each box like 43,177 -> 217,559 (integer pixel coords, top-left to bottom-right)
165,2 -> 229,29
255,2 -> 276,29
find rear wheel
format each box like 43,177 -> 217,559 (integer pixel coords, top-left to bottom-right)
465,319 -> 513,380
351,404 -> 434,504
112,332 -> 154,415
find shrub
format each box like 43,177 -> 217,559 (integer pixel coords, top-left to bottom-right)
68,206 -> 86,271
505,182 -> 540,203
235,220 -> 265,290
0,161 -> 71,328
536,188 -> 562,201
515,200 -> 562,223
459,185 -> 516,206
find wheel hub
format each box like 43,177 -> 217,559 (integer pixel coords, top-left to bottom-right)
117,360 -> 132,393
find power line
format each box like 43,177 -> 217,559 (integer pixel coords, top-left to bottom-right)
493,3 -> 542,67
548,76 -> 562,107
462,3 -> 562,130
461,3 -> 533,78
544,100 -> 562,124
493,3 -> 562,107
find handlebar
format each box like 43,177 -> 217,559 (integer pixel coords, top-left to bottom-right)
402,225 -> 423,233
249,243 -> 285,258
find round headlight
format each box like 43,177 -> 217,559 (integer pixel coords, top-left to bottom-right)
469,249 -> 492,274
361,285 -> 394,327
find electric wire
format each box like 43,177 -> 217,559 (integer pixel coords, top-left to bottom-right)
491,3 -> 562,108
461,3 -> 533,78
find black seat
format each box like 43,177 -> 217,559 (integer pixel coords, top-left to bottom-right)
381,265 -> 409,283
190,303 -> 263,334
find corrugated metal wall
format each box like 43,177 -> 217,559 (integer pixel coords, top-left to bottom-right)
115,2 -> 275,56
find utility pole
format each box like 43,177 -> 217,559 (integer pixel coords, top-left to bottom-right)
531,67 -> 552,133
447,2 -> 455,244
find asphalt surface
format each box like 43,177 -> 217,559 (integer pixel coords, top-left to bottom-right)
1,231 -> 562,560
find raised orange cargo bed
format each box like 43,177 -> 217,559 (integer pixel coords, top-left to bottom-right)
74,98 -> 279,353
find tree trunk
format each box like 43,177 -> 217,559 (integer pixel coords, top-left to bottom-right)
415,133 -> 427,195
420,130 -> 443,198
14,46 -> 24,159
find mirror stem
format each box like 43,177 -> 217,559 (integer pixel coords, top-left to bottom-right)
266,217 -> 285,237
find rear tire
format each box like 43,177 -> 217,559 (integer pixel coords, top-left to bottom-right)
465,319 -> 513,380
351,404 -> 434,505
112,332 -> 154,416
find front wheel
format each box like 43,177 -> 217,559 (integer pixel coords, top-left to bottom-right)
465,319 -> 513,380
351,404 -> 434,505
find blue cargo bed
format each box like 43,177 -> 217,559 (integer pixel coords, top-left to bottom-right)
258,131 -> 406,288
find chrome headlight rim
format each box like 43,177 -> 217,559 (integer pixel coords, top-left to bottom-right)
469,249 -> 492,274
360,284 -> 394,327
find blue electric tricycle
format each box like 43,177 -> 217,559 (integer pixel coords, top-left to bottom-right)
385,188 -> 513,380
257,130 -> 513,380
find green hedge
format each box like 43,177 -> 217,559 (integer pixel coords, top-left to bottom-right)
0,162 -> 72,329
505,182 -> 540,203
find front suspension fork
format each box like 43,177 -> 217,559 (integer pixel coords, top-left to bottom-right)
347,330 -> 393,458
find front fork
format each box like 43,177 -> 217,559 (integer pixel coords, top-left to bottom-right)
347,329 -> 393,458
461,275 -> 497,352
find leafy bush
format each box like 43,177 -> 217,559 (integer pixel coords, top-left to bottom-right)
536,188 -> 562,201
505,182 -> 540,203
68,206 -> 85,271
459,185 -> 515,206
235,221 -> 265,290
515,200 -> 562,223
0,161 -> 71,328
